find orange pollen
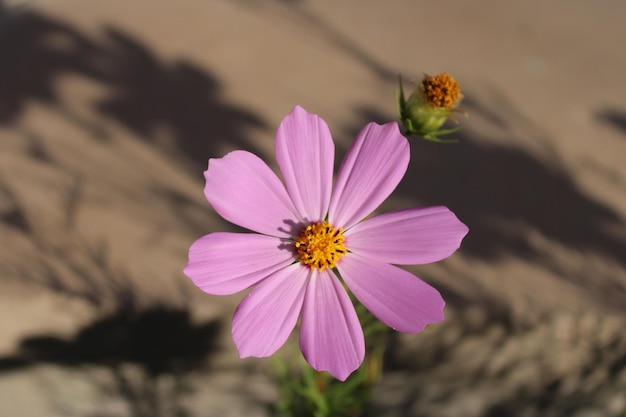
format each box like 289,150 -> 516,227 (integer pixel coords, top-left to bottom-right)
422,72 -> 461,108
294,221 -> 347,271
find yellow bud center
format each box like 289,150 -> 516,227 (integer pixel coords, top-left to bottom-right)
422,73 -> 461,108
294,221 -> 347,271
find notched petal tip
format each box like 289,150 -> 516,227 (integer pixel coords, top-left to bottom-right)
345,206 -> 469,265
203,150 -> 299,237
339,254 -> 446,334
329,121 -> 410,228
275,105 -> 334,222
299,271 -> 365,381
232,264 -> 309,358
184,232 -> 294,296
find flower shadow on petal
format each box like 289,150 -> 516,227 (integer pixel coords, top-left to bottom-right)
277,218 -> 312,241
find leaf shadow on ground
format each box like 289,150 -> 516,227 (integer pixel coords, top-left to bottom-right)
0,5 -> 272,414
0,1 -> 267,171
0,179 -> 232,417
0,307 -> 221,376
345,99 -> 626,314
345,98 -> 626,417
0,307 -> 223,417
596,108 -> 626,137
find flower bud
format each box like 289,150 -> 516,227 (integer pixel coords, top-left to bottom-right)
396,72 -> 465,142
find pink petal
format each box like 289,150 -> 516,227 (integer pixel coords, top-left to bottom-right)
328,122 -> 409,229
338,253 -> 445,333
345,207 -> 469,265
275,106 -> 334,222
299,269 -> 365,381
183,232 -> 294,295
204,151 -> 301,237
232,264 -> 309,357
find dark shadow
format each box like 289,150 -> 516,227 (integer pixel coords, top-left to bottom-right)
401,133 -> 626,265
596,108 -> 626,136
0,307 -> 221,375
0,4 -> 98,123
0,307 -> 222,417
93,27 -> 267,166
0,178 -> 32,234
0,2 -> 266,170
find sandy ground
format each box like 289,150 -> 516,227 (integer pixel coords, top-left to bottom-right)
1,0 -> 625,416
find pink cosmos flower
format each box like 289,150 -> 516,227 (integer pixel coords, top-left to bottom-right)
184,106 -> 468,381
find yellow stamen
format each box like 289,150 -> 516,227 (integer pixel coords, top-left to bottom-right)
422,73 -> 461,109
294,221 -> 347,271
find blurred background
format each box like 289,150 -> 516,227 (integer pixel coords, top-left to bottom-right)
1,0 -> 625,416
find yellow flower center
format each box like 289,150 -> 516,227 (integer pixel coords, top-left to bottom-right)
294,221 -> 347,271
422,73 -> 461,108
